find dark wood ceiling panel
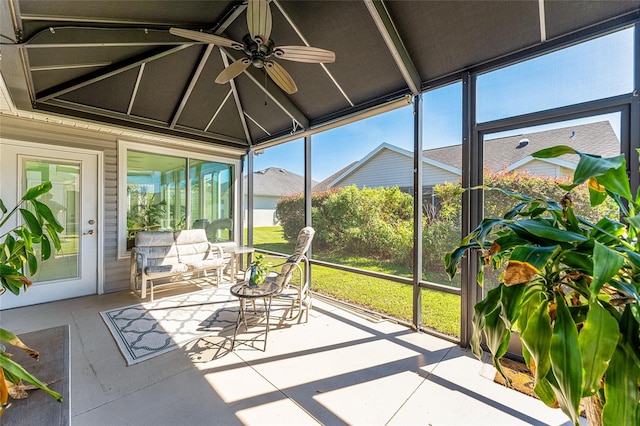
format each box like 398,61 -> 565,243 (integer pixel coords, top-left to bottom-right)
57,67 -> 139,113
129,45 -> 204,123
388,1 -> 540,81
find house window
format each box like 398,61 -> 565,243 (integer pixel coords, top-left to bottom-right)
120,142 -> 237,256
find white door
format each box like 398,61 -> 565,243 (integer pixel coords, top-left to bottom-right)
0,141 -> 99,309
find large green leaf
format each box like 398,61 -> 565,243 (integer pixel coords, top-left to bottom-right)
0,352 -> 62,402
626,213 -> 640,230
31,199 -> 64,232
532,145 -> 578,158
590,217 -> 627,246
45,223 -> 62,251
559,250 -> 593,274
591,241 -> 624,296
602,343 -> 640,426
444,242 -> 480,280
20,181 -> 52,201
574,153 -> 631,200
549,294 -> 583,425
19,208 -> 42,237
470,286 -> 502,359
498,283 -> 526,326
578,301 -> 619,397
484,306 -> 511,382
521,299 -> 552,396
511,220 -> 587,243
508,245 -> 559,273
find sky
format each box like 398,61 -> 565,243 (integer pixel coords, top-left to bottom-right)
254,27 -> 634,182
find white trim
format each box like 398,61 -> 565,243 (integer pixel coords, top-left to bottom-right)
328,142 -> 461,187
538,0 -> 547,42
0,139 -> 105,296
0,73 -> 17,114
117,140 -> 242,259
507,155 -> 576,172
1,107 -> 246,157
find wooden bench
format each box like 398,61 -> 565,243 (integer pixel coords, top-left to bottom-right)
130,229 -> 226,301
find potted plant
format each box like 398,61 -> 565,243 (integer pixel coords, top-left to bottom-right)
445,146 -> 640,425
248,254 -> 272,287
0,182 -> 64,413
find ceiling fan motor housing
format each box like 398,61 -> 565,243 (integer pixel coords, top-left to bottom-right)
243,33 -> 275,68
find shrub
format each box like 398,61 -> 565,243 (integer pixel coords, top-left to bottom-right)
434,169 -> 618,226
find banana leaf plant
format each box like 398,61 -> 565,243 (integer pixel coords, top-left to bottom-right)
0,182 -> 64,414
445,147 -> 640,425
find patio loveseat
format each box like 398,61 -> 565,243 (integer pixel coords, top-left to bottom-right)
130,229 -> 226,301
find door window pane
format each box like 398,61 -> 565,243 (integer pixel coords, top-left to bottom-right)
24,159 -> 80,282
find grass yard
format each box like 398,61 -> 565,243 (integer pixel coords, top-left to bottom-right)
253,226 -> 460,338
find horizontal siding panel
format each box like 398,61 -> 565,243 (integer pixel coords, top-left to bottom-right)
337,149 -> 461,189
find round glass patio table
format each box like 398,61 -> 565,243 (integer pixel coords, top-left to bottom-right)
230,281 -> 279,351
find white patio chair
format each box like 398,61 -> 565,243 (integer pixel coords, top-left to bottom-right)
264,226 -> 315,322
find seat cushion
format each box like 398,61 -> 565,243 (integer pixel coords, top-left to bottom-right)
187,258 -> 225,271
175,229 -> 213,264
144,263 -> 189,278
134,232 -> 180,271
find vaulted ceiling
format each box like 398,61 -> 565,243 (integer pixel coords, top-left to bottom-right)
1,1 -> 639,151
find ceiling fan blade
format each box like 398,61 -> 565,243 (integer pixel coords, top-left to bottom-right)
247,0 -> 272,41
274,46 -> 336,63
265,61 -> 298,94
215,58 -> 251,84
169,28 -> 242,49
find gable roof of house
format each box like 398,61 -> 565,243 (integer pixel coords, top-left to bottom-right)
426,121 -> 619,171
248,167 -> 317,198
312,161 -> 357,193
318,142 -> 461,190
316,120 -> 620,190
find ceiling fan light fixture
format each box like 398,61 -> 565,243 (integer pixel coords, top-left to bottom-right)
172,0 -> 334,95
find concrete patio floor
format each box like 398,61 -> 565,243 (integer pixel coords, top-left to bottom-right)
1,283 -> 575,426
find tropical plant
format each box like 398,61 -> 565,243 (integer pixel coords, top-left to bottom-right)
445,147 -> 640,425
249,253 -> 272,285
0,182 -> 64,413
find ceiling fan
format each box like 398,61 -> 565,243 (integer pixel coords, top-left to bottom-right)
169,0 -> 335,94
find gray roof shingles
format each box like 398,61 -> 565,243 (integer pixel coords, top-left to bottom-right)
249,167 -> 318,197
426,121 -> 619,171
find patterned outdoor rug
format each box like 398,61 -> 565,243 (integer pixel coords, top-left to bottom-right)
100,286 -> 239,365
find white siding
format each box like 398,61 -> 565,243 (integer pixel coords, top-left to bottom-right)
514,159 -> 573,177
337,149 -> 460,189
0,114 -> 242,293
253,196 -> 279,227
0,115 -> 122,292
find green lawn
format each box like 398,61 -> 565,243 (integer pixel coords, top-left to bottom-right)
253,226 -> 460,338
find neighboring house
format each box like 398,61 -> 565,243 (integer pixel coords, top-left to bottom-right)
245,168 -> 317,227
316,121 -> 620,199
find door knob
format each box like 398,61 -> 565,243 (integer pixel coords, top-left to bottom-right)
83,229 -> 94,235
